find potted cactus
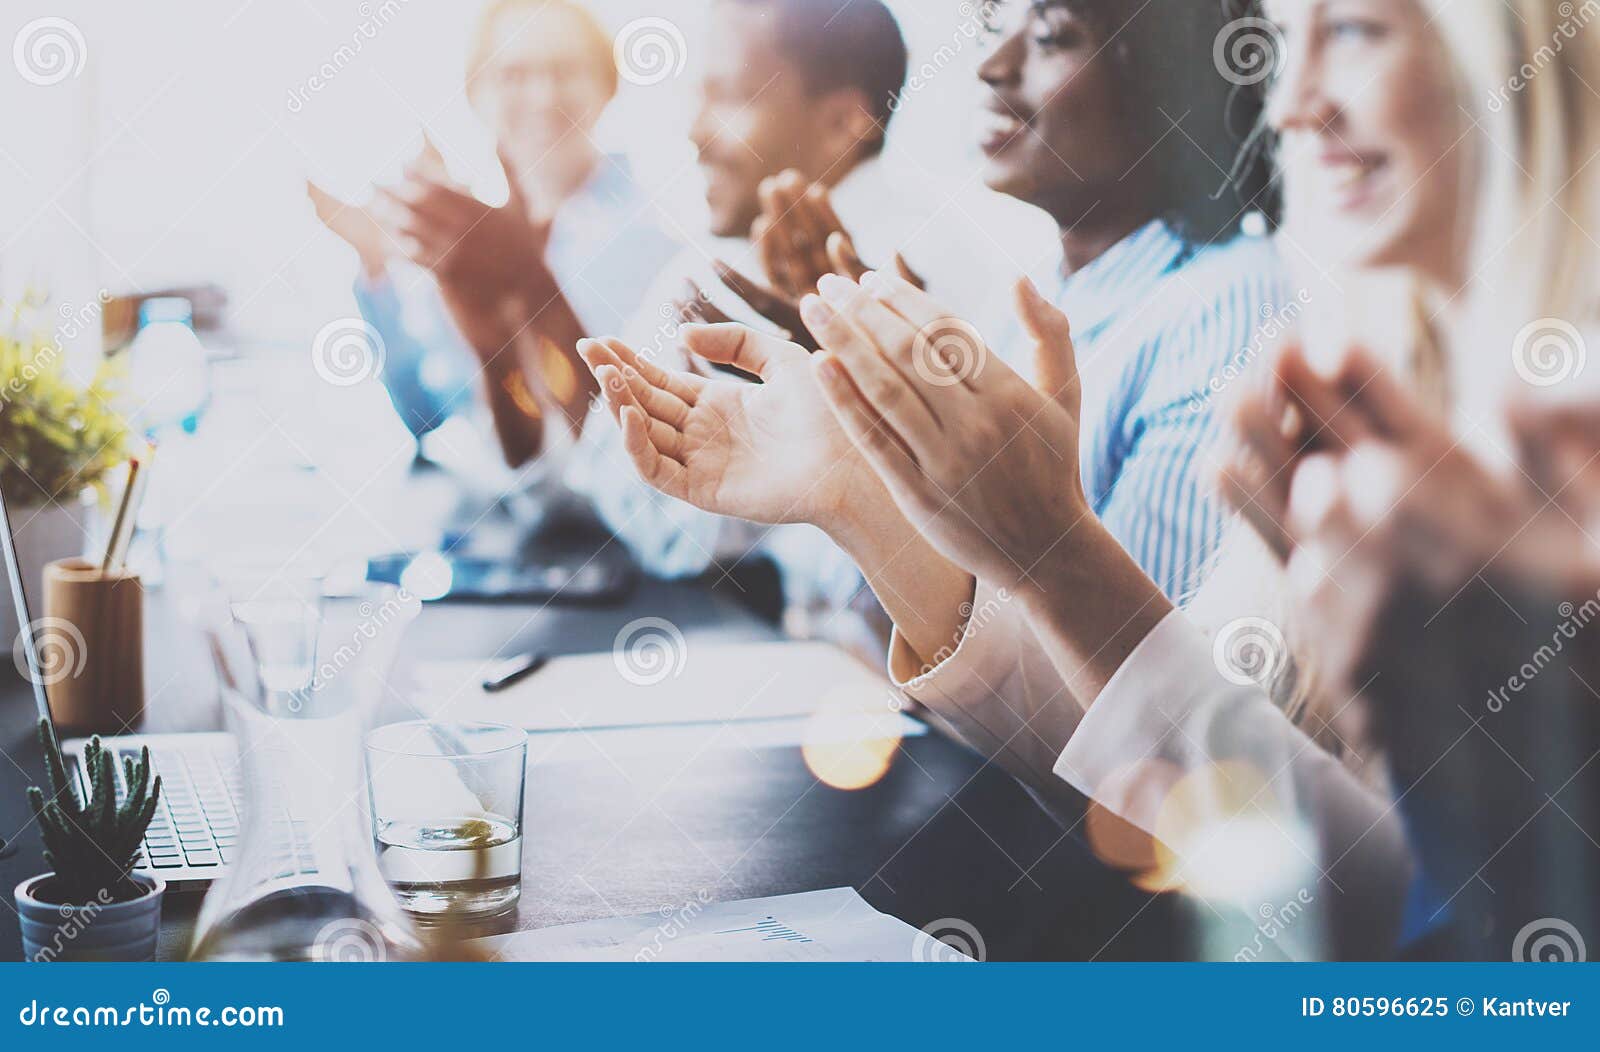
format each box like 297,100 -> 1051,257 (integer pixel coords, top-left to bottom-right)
13,720 -> 165,961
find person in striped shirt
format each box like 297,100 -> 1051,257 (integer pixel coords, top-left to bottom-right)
578,0 -> 1288,684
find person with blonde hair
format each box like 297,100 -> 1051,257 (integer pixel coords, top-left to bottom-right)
311,0 -> 677,463
583,0 -> 1600,957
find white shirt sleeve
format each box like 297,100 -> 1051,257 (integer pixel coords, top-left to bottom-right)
886,580 -> 1088,818
1057,610 -> 1414,946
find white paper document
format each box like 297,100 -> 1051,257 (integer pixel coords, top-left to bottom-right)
471,887 -> 974,962
405,640 -> 907,733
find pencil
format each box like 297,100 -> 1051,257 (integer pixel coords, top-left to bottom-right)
99,458 -> 139,576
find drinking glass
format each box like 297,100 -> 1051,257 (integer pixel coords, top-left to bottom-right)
219,566 -> 324,706
365,721 -> 527,919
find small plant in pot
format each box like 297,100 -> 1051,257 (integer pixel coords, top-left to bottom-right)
14,720 -> 165,961
0,292 -> 129,644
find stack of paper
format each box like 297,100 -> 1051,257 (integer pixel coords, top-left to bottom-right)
472,888 -> 975,962
403,640 -> 919,736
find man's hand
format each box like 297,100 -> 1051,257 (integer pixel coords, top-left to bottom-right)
712,169 -> 925,352
577,326 -> 879,531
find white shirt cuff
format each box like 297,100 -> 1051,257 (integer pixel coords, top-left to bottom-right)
886,580 -> 1011,698
1052,609 -> 1218,808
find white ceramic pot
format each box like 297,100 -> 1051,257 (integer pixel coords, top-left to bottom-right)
15,872 -> 165,962
0,496 -> 90,649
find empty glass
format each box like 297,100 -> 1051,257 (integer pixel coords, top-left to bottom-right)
365,721 -> 527,919
219,566 -> 324,709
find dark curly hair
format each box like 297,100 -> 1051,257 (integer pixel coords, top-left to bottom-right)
1051,0 -> 1280,245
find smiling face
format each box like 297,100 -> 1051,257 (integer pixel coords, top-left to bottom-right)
687,5 -> 849,238
470,5 -> 614,175
974,2 -> 1149,224
1266,0 -> 1467,283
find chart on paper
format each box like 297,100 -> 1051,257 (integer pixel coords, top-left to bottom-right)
471,887 -> 970,962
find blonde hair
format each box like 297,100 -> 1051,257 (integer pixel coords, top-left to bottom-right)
1189,0 -> 1600,757
465,0 -> 619,101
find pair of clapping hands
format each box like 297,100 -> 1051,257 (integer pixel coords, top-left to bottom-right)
577,266 -> 1089,597
676,170 -> 923,352
582,243 -> 1600,711
308,139 -> 554,351
1220,341 -> 1600,696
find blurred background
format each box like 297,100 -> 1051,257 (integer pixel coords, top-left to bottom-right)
0,0 -> 1049,355
0,0 -> 1053,578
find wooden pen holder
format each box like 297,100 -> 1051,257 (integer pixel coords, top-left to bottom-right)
40,558 -> 145,734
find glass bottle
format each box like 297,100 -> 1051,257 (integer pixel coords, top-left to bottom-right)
190,583 -> 423,962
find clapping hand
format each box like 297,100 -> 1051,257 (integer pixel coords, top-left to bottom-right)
804,271 -> 1086,593
306,181 -> 392,277
376,139 -> 553,320
1224,348 -> 1586,695
708,170 -> 924,352
576,324 -> 878,531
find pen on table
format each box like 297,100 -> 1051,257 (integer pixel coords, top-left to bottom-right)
482,650 -> 548,692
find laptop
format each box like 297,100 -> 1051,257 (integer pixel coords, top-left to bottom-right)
1,485 -> 311,892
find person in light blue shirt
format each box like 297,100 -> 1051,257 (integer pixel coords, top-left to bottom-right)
981,221 -> 1289,605
578,0 -> 1290,654
309,0 -> 677,447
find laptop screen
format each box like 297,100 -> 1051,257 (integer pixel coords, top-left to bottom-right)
0,483 -> 60,728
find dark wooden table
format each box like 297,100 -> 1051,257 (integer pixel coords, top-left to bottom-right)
0,568 -> 1183,961
0,374 -> 1184,960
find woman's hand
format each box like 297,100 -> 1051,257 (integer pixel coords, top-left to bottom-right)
1216,341 -> 1391,561
1260,350 -> 1582,694
579,324 -> 992,673
577,325 -> 879,532
377,146 -> 553,314
306,181 -> 391,278
371,139 -> 588,460
805,271 -> 1088,595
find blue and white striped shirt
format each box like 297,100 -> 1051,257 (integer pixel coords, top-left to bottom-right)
994,219 -> 1290,603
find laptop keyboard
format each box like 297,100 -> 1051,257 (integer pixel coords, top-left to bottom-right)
68,741 -> 316,877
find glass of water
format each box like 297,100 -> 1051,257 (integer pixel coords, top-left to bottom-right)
365,721 -> 527,919
219,566 -> 324,702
